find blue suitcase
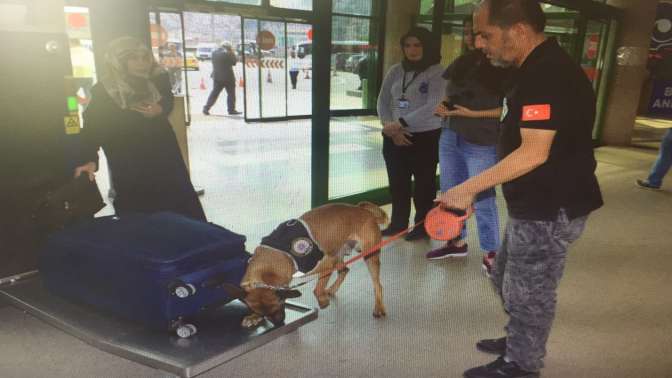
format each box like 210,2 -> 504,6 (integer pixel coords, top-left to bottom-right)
39,212 -> 249,338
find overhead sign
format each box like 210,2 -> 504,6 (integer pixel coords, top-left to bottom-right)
256,30 -> 276,51
648,79 -> 672,118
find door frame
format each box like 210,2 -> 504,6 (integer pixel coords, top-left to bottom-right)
241,16 -> 313,122
148,8 -> 193,126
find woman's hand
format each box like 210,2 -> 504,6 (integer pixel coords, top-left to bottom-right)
131,102 -> 163,118
74,162 -> 97,182
443,104 -> 477,118
382,122 -> 402,137
434,102 -> 450,118
392,131 -> 413,146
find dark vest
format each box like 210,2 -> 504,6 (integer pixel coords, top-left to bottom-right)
260,219 -> 324,273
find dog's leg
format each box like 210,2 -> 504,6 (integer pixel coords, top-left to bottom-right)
361,224 -> 386,318
364,252 -> 386,318
308,257 -> 336,309
325,261 -> 349,297
325,242 -> 356,297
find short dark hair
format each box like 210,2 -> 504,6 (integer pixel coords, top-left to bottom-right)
479,0 -> 546,33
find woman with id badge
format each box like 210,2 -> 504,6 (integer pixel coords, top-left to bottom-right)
377,27 -> 445,241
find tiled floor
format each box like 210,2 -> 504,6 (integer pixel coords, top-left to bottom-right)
2,144 -> 672,378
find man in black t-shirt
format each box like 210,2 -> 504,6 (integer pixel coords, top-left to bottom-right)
436,1 -> 603,377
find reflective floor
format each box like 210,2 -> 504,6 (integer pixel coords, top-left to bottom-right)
96,112 -> 389,249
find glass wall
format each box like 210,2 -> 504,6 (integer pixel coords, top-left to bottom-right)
207,0 -> 261,5
329,0 -> 385,200
421,0 -> 617,142
330,0 -> 381,111
271,0 -> 311,11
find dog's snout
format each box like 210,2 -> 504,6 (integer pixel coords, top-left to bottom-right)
269,308 -> 286,326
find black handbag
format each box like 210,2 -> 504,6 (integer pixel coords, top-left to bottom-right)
32,175 -> 105,232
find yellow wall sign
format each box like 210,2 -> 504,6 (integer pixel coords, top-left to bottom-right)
64,115 -> 81,135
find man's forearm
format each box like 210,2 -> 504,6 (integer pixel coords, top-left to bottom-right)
472,107 -> 502,119
459,147 -> 547,195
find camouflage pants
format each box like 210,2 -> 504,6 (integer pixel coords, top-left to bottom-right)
492,209 -> 588,372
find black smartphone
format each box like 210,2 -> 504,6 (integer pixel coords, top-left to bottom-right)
443,100 -> 457,110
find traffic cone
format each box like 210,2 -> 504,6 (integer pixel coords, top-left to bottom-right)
200,78 -> 207,90
266,70 -> 273,83
238,77 -> 244,87
304,69 -> 311,79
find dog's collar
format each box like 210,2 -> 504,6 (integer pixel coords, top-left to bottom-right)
256,245 -> 300,272
241,281 -> 292,291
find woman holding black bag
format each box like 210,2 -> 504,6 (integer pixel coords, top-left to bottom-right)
74,37 -> 206,221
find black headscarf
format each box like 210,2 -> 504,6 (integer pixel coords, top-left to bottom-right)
400,27 -> 441,73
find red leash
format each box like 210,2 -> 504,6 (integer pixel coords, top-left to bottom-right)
289,221 -> 424,289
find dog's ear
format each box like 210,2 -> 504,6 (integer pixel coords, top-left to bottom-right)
221,283 -> 247,299
275,289 -> 302,299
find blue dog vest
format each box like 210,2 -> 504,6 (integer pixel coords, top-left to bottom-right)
260,219 -> 324,273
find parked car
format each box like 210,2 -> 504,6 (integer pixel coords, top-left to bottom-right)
196,43 -> 217,60
332,52 -> 355,71
345,54 -> 366,73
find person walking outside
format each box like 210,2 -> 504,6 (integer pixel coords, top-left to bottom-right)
203,41 -> 240,116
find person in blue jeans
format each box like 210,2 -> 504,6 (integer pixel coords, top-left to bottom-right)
428,16 -> 510,276
637,128 -> 672,190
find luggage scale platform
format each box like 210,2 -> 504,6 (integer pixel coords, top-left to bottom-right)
0,274 -> 318,377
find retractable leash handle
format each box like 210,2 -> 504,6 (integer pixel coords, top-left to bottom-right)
424,205 -> 473,241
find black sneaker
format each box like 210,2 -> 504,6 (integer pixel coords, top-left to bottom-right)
381,225 -> 407,237
464,357 -> 540,378
203,108 -> 210,116
476,337 -> 507,355
636,179 -> 661,190
404,226 -> 428,241
228,110 -> 242,115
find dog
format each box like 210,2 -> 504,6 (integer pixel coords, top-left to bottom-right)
222,201 -> 389,328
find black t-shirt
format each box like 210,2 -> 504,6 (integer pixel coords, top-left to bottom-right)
499,38 -> 603,220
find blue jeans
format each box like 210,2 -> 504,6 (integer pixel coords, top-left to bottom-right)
439,127 -> 500,252
647,128 -> 672,187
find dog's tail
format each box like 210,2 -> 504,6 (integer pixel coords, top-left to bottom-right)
357,201 -> 389,225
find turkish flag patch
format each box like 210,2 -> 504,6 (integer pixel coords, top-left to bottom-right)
521,104 -> 551,121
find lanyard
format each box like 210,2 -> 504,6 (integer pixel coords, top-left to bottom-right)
401,71 -> 420,97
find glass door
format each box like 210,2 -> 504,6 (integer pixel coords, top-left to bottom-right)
149,10 -> 192,125
242,17 -> 312,121
581,20 -> 609,90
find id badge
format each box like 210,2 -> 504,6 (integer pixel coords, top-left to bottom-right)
398,98 -> 410,109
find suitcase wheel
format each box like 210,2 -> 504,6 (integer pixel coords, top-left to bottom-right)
176,324 -> 198,338
171,282 -> 197,299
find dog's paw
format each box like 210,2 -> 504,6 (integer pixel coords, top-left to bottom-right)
316,295 -> 331,309
372,305 -> 387,318
241,314 -> 265,328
